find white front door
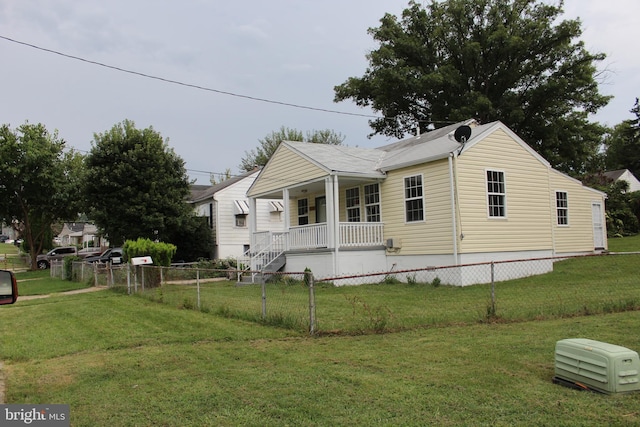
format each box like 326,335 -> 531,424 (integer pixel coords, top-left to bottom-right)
591,202 -> 605,249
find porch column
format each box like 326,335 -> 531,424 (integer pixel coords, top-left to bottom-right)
248,197 -> 257,248
332,175 -> 340,277
325,177 -> 335,248
282,188 -> 290,251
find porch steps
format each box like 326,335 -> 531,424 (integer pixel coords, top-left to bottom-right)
238,253 -> 286,285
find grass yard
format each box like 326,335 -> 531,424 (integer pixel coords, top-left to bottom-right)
0,242 -> 26,271
607,233 -> 640,252
14,269 -> 90,296
1,291 -> 640,426
125,252 -> 640,334
0,234 -> 638,425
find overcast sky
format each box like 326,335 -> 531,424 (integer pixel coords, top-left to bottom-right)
1,0 -> 639,184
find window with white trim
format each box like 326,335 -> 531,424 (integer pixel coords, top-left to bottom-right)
297,199 -> 309,225
404,175 -> 424,222
346,187 -> 361,222
364,183 -> 381,222
556,191 -> 568,225
235,215 -> 247,227
486,170 -> 506,218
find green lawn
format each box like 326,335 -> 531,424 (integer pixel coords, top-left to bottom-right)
1,291 -> 639,426
15,269 -> 90,296
0,235 -> 638,425
607,233 -> 640,252
127,252 -> 640,334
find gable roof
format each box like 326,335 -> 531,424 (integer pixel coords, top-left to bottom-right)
281,141 -> 386,178
190,168 -> 260,203
377,120 -> 551,172
250,119 -> 584,197
603,169 -> 628,181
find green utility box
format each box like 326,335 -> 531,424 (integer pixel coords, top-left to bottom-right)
554,338 -> 640,394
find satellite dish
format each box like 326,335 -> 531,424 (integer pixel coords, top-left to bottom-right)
454,125 -> 472,143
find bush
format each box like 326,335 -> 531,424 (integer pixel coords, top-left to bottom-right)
64,256 -> 82,281
123,238 -> 176,267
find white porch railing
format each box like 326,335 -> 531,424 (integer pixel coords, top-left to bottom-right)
237,231 -> 287,282
339,222 -> 385,247
285,222 -> 385,250
289,223 -> 328,250
240,222 -> 384,280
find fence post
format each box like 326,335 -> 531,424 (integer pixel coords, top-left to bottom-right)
308,271 -> 316,335
261,273 -> 267,320
141,266 -> 145,291
196,268 -> 201,310
160,266 -> 164,285
490,261 -> 496,317
127,264 -> 131,294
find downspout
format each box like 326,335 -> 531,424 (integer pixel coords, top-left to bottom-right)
448,154 -> 459,265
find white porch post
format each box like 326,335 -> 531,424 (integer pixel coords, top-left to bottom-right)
248,197 -> 257,248
282,188 -> 290,250
325,177 -> 335,249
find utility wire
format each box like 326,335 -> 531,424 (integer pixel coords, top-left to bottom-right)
0,34 -> 381,119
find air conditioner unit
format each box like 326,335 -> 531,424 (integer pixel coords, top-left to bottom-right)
386,238 -> 401,249
553,338 -> 640,394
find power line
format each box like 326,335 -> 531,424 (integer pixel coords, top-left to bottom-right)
0,34 -> 381,119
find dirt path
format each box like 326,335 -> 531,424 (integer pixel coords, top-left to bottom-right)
17,286 -> 107,301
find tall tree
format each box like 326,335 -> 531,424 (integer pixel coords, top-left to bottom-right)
239,126 -> 345,172
334,0 -> 610,175
604,98 -> 640,178
0,122 -> 84,269
84,120 -> 193,246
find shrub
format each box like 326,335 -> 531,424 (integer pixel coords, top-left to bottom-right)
123,238 -> 176,267
64,256 -> 82,281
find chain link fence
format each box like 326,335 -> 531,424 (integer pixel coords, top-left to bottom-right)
56,252 -> 640,334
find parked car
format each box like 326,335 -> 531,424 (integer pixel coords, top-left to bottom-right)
78,247 -> 102,258
36,246 -> 78,269
0,235 -> 9,243
84,247 -> 123,265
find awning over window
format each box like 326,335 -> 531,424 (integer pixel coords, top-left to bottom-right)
233,200 -> 250,215
269,201 -> 284,212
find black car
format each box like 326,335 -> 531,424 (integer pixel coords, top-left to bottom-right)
84,247 -> 124,265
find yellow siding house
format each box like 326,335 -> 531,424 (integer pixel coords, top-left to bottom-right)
245,120 -> 607,285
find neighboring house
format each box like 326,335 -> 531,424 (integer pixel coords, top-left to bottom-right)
189,169 -> 285,260
246,119 -> 608,285
603,169 -> 640,193
58,222 -> 103,248
1,223 -> 17,240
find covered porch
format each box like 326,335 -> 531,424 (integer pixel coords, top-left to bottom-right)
245,173 -> 386,277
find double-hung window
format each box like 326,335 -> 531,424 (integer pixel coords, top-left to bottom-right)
346,188 -> 361,222
298,199 -> 309,225
486,170 -> 506,218
556,191 -> 568,225
404,175 -> 424,222
364,183 -> 381,222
